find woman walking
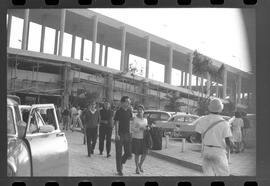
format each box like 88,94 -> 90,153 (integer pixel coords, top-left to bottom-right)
131,105 -> 149,174
231,111 -> 244,153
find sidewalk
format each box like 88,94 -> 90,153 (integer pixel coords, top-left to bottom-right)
72,127 -> 256,176
150,138 -> 256,176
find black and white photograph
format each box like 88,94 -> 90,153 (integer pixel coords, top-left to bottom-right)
6,8 -> 256,177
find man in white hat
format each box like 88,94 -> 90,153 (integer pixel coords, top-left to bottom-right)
193,98 -> 235,176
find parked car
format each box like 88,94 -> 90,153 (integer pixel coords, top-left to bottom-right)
7,97 -> 69,176
173,115 -> 232,143
143,110 -> 172,125
154,113 -> 200,139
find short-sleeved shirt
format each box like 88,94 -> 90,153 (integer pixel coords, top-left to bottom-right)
231,118 -> 244,132
114,107 -> 133,134
131,116 -> 148,139
195,114 -> 232,149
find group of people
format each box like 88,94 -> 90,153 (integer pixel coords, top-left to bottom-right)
68,96 -> 151,176
193,98 -> 251,176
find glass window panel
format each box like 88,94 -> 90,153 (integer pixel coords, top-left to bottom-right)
74,36 -> 81,60
62,32 -> 72,57
83,39 -> 92,62
107,47 -> 121,70
43,26 -> 55,54
129,54 -> 146,77
149,61 -> 164,82
27,22 -> 42,52
9,16 -> 23,49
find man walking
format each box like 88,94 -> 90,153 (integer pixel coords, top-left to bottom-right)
82,100 -> 100,157
114,96 -> 133,176
99,99 -> 114,157
193,98 -> 235,176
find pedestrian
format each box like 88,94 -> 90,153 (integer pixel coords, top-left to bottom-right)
82,100 -> 100,157
241,111 -> 250,143
193,98 -> 235,176
99,99 -> 114,157
131,104 -> 150,174
62,106 -> 70,131
231,111 -> 244,153
70,105 -> 78,131
114,96 -> 133,176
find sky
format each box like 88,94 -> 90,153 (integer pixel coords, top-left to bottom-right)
8,8 -> 254,86
93,8 -> 253,73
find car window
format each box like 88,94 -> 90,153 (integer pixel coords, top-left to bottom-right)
38,108 -> 57,130
149,113 -> 160,119
143,113 -> 150,118
175,116 -> 185,122
27,112 -> 39,134
7,107 -> 16,135
160,113 -> 170,121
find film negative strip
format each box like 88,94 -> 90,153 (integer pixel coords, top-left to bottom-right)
1,0 -> 269,186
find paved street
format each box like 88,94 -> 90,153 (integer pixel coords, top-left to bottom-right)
65,130 -> 202,176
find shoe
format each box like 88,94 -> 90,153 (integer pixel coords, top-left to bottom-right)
117,171 -> 123,176
138,164 -> 144,173
136,168 -> 140,174
99,152 -> 103,155
91,150 -> 94,154
87,154 -> 91,157
107,154 -> 111,158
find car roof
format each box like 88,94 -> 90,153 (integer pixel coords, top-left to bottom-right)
144,110 -> 171,114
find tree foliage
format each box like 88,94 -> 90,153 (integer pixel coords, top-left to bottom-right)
164,91 -> 186,112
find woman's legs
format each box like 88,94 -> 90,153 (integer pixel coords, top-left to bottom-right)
134,154 -> 140,174
139,153 -> 147,172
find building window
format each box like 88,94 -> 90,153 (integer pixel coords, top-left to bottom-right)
27,22 -> 42,52
43,26 -> 56,54
9,16 -> 23,49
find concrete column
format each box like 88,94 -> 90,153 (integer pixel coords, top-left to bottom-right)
80,38 -> 84,61
91,15 -> 98,63
165,45 -> 173,84
120,26 -> 126,71
40,25 -> 45,52
196,76 -> 199,87
63,63 -> 72,108
104,46 -> 108,67
99,44 -> 103,66
105,74 -> 114,102
237,75 -> 242,104
124,52 -> 129,72
184,72 -> 188,88
206,72 -> 211,96
54,30 -> 59,55
188,53 -> 193,90
71,34 -> 76,58
7,14 -> 12,47
181,71 -> 184,86
222,69 -> 227,99
146,36 -> 151,79
141,81 -> 149,106
58,9 -> 66,56
22,9 -> 30,50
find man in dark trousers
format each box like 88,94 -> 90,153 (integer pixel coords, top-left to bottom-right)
82,100 -> 100,157
114,96 -> 133,176
99,99 -> 114,157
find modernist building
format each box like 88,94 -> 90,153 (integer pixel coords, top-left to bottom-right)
7,9 -> 255,113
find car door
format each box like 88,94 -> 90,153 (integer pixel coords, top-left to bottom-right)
25,104 -> 69,176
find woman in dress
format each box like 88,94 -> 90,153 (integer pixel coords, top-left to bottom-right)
231,111 -> 244,153
131,105 -> 149,174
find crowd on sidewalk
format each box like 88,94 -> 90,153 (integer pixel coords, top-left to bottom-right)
55,96 -> 251,176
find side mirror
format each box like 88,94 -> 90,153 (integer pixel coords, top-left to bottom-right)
17,121 -> 27,139
39,125 -> 55,133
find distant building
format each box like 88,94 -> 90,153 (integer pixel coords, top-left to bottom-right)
7,9 -> 255,114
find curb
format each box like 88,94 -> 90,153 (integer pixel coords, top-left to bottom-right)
72,128 -> 203,172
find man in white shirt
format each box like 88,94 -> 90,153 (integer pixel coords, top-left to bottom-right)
194,98 -> 235,176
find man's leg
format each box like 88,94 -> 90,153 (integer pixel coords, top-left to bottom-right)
122,133 -> 132,164
86,128 -> 91,157
115,137 -> 123,174
91,127 -> 98,153
99,125 -> 106,154
106,126 -> 113,156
